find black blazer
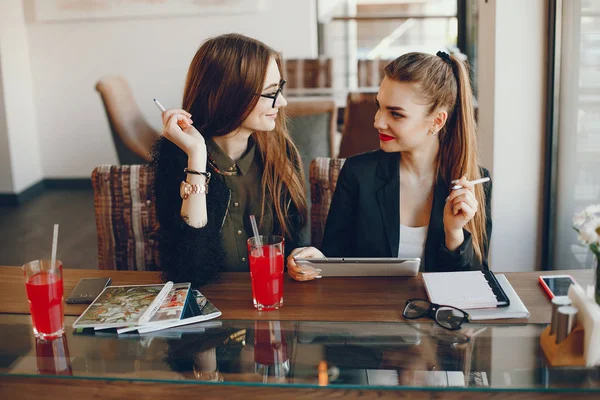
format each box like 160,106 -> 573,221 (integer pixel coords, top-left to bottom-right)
321,150 -> 492,272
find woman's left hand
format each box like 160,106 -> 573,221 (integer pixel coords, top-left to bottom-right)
443,175 -> 479,243
287,246 -> 325,281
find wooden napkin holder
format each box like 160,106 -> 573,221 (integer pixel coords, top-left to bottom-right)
539,323 -> 585,367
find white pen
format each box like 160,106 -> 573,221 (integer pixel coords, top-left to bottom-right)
451,177 -> 490,190
153,98 -> 166,113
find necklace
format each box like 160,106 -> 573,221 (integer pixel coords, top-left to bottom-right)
207,151 -> 239,176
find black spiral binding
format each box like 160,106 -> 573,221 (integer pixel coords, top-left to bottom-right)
482,269 -> 511,308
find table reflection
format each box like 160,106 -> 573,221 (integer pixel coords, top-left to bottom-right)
0,315 -> 598,392
253,321 -> 290,382
193,348 -> 222,382
35,335 -> 72,376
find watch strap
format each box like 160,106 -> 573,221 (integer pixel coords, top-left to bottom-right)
180,180 -> 209,199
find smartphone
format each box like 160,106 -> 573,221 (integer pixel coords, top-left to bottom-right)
538,275 -> 577,300
66,277 -> 112,304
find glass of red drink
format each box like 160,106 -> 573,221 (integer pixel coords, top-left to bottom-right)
22,260 -> 64,339
247,235 -> 284,311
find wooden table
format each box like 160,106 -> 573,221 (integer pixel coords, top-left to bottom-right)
1,266 -> 595,400
0,266 -> 592,323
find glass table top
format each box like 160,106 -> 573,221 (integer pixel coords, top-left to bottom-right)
0,314 -> 598,392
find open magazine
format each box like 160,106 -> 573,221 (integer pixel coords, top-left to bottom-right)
132,289 -> 221,334
72,282 -> 221,333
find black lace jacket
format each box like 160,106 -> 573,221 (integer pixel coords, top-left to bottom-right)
151,138 -> 307,288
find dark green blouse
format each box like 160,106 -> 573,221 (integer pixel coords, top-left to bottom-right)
205,138 -> 274,272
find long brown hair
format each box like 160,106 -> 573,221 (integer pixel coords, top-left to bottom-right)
384,52 -> 487,261
182,33 -> 307,237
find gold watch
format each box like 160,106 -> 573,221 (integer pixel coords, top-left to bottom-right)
180,181 -> 208,199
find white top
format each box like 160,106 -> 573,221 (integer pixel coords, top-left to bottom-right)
397,224 -> 428,259
397,162 -> 428,259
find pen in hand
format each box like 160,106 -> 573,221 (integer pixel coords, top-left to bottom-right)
451,177 -> 490,190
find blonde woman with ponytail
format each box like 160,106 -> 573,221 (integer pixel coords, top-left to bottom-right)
288,51 -> 491,279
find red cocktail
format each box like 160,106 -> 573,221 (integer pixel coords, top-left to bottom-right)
247,235 -> 284,310
23,260 -> 64,339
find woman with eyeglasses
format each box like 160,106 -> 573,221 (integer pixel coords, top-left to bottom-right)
152,33 -> 307,287
288,51 -> 492,279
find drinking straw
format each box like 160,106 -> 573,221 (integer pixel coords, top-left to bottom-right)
51,224 -> 59,270
249,215 -> 263,257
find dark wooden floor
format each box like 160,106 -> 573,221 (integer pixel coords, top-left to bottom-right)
0,189 -> 98,270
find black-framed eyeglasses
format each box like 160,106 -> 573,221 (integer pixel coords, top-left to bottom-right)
259,79 -> 286,108
402,299 -> 470,331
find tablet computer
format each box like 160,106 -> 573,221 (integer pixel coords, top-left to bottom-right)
294,257 -> 420,277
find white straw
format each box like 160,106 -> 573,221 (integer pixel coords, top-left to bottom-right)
249,215 -> 263,256
50,224 -> 59,270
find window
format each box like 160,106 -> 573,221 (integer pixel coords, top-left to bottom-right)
318,0 -> 461,89
550,0 -> 600,269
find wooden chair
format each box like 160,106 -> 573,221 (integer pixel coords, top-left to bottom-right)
91,165 -> 160,271
95,76 -> 161,164
309,157 -> 346,248
337,92 -> 380,158
284,58 -> 332,89
357,59 -> 392,87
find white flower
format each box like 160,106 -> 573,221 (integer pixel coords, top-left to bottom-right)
573,204 -> 600,231
584,204 -> 600,216
578,220 -> 600,246
573,213 -> 588,229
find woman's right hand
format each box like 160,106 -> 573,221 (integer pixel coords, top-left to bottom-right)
161,109 -> 206,161
287,246 -> 325,281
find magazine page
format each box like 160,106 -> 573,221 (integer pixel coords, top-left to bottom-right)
147,283 -> 191,323
72,284 -> 165,329
194,291 -> 220,317
136,291 -> 222,334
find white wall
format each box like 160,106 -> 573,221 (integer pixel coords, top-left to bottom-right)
20,0 -> 317,180
0,63 -> 14,193
0,0 -> 43,193
477,0 -> 547,272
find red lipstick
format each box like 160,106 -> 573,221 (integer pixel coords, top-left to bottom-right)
379,133 -> 395,142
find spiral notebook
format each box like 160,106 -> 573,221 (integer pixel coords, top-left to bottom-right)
467,275 -> 529,320
422,270 -> 510,310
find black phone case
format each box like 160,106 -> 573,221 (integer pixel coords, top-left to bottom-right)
66,278 -> 112,304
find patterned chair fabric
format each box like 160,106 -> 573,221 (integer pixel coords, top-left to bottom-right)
92,165 -> 160,271
309,157 -> 346,248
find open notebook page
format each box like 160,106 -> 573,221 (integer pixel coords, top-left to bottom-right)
422,271 -> 498,310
